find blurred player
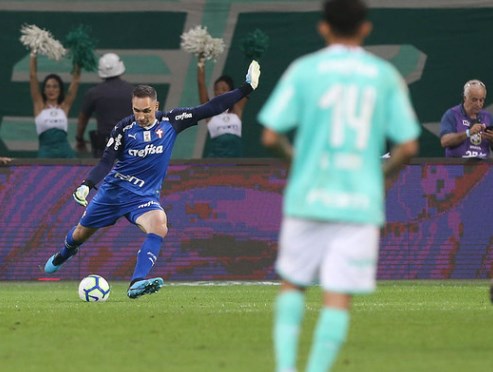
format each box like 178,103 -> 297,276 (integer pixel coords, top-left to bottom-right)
258,0 -> 420,371
44,61 -> 261,299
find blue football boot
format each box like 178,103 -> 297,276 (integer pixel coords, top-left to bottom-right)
44,251 -> 77,273
127,277 -> 164,299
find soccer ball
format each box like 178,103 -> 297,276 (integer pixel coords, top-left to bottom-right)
78,275 -> 111,302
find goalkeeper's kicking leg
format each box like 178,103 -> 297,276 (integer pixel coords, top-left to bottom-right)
126,210 -> 167,299
44,224 -> 97,273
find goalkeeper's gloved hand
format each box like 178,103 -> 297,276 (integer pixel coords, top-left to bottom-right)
246,60 -> 261,90
73,184 -> 90,207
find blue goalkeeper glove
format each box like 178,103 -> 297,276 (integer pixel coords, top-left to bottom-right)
246,60 -> 261,90
73,185 -> 90,207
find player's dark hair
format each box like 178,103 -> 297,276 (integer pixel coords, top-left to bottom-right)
133,85 -> 157,101
41,74 -> 65,104
322,0 -> 368,37
214,75 -> 235,91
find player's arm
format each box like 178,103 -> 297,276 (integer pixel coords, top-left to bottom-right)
262,128 -> 293,163
170,61 -> 260,133
383,69 -> 421,177
72,144 -> 118,206
72,117 -> 128,206
383,140 -> 418,177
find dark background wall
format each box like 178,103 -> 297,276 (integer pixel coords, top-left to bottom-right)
2,1 -> 493,158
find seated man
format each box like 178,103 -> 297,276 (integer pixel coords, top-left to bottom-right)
440,79 -> 493,158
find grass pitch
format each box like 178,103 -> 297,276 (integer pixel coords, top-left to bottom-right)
1,280 -> 492,372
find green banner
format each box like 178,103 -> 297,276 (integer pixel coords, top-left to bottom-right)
1,1 -> 492,158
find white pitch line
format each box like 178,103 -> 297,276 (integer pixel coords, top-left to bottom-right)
167,281 -> 281,286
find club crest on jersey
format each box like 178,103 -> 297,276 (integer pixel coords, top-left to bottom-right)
114,134 -> 122,150
107,134 -> 122,149
144,131 -> 151,142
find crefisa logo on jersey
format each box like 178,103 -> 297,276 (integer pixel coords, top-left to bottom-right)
128,144 -> 163,158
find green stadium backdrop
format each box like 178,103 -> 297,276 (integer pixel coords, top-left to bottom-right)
1,0 -> 493,159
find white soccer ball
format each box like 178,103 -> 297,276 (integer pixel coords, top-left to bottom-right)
78,275 -> 111,302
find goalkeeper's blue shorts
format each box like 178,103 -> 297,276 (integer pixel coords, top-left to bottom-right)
79,183 -> 164,228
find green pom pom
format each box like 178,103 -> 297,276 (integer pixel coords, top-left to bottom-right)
64,25 -> 97,72
240,29 -> 269,61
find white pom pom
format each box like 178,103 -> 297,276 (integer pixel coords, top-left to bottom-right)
20,24 -> 66,61
205,37 -> 225,61
180,25 -> 225,63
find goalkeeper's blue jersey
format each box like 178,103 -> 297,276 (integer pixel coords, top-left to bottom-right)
101,111 -> 185,197
84,85 -> 251,197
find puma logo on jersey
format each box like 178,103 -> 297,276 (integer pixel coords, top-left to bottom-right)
128,133 -> 137,139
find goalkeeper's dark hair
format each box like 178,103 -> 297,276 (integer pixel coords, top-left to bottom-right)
133,84 -> 157,101
322,0 -> 368,37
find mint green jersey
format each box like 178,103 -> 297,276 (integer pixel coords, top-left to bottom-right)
258,45 -> 421,226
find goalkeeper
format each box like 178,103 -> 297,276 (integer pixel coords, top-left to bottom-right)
44,61 -> 260,299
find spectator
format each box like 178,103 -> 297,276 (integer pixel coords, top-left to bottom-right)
30,54 -> 80,158
197,58 -> 248,157
440,79 -> 493,158
76,53 -> 134,157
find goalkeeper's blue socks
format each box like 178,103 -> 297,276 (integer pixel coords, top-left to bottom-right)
53,226 -> 81,265
130,233 -> 163,283
273,290 -> 305,372
306,307 -> 349,372
45,227 -> 82,272
59,226 -> 81,258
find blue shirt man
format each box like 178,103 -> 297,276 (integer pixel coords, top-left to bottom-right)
440,80 -> 493,158
43,61 -> 261,299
